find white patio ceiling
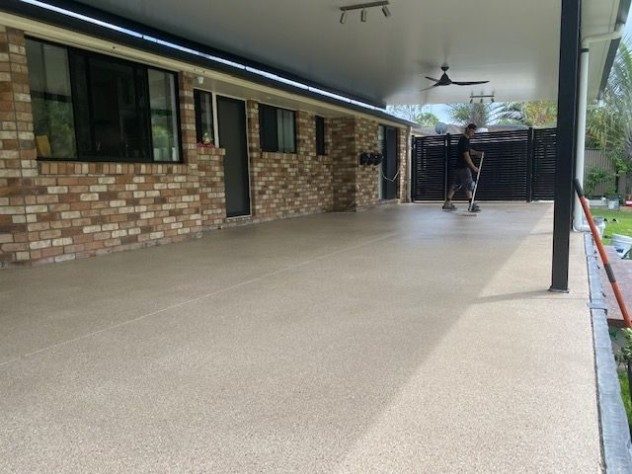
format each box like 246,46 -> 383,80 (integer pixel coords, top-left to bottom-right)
75,0 -> 625,106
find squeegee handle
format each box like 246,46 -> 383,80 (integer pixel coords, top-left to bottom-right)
468,153 -> 484,212
477,152 -> 484,181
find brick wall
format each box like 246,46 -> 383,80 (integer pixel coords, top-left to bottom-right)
355,118 -> 381,209
0,34 -> 229,266
330,117 -> 357,211
0,27 -> 37,264
248,102 -> 334,220
0,26 -> 408,266
329,117 -> 406,211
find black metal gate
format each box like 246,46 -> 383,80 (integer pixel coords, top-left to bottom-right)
412,128 -> 557,202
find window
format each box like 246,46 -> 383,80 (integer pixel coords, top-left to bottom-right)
194,90 -> 214,145
315,116 -> 326,155
70,51 -> 150,161
26,38 -> 181,162
259,104 -> 295,153
26,40 -> 77,159
148,69 -> 180,162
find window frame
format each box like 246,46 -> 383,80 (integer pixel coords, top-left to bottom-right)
193,88 -> 216,146
259,103 -> 296,154
26,36 -> 183,164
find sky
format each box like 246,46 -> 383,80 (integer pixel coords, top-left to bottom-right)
420,18 -> 632,124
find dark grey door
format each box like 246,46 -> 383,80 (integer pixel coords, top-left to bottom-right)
382,126 -> 398,200
217,96 -> 250,217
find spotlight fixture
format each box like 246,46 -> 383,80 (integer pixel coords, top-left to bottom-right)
340,11 -> 346,24
339,1 -> 391,23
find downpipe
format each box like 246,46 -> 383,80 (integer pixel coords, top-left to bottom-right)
573,22 -> 624,232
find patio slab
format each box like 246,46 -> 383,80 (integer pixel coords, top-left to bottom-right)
0,202 -> 600,472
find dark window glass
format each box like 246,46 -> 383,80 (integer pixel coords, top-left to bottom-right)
316,116 -> 326,155
69,53 -> 91,155
259,104 -> 295,153
259,104 -> 278,152
194,90 -> 214,145
26,38 -> 181,163
25,39 -> 76,159
149,69 -> 180,162
79,54 -> 149,161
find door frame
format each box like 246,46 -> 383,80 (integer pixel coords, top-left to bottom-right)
378,124 -> 385,199
215,93 -> 253,218
381,125 -> 399,201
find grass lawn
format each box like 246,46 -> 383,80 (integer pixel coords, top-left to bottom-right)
590,208 -> 632,245
618,371 -> 632,432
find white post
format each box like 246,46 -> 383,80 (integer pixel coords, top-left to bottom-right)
572,22 -> 623,231
574,49 -> 589,230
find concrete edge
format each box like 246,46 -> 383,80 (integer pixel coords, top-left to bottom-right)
584,234 -> 632,473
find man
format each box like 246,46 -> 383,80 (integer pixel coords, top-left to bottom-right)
442,123 -> 483,212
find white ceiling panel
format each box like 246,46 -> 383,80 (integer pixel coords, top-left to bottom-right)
70,0 -> 627,105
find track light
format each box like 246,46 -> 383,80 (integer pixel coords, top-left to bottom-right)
480,98 -> 484,104
470,98 -> 473,104
339,2 -> 391,23
340,12 -> 346,24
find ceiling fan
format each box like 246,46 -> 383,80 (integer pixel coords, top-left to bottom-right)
421,65 -> 489,91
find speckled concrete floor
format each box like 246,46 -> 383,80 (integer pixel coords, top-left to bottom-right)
0,203 -> 600,472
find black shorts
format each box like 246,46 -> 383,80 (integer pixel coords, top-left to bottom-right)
450,168 -> 475,192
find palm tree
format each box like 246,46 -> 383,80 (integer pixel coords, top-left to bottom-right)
386,104 -> 424,123
449,102 -> 522,128
416,112 -> 439,127
386,104 -> 439,127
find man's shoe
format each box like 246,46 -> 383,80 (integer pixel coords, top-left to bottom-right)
469,203 -> 481,212
442,201 -> 457,211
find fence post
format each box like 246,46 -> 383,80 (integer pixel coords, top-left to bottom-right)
444,133 -> 451,201
411,137 -> 416,202
526,127 -> 534,202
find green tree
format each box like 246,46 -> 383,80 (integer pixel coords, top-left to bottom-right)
586,41 -> 632,195
386,105 -> 424,123
520,101 -> 557,127
449,102 -> 522,128
386,105 -> 439,127
416,112 -> 439,127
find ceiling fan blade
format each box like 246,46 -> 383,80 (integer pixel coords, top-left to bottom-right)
452,80 -> 490,86
424,76 -> 440,83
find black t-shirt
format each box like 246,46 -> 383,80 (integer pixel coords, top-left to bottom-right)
456,135 -> 470,169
